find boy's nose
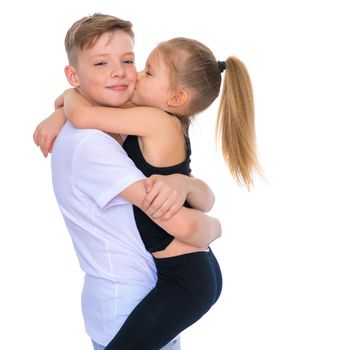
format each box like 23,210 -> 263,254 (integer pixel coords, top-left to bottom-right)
111,65 -> 124,78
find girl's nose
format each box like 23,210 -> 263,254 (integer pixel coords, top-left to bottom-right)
137,70 -> 145,80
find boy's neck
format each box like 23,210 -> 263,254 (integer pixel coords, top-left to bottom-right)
120,101 -> 136,108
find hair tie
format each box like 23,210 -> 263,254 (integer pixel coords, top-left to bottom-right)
218,60 -> 226,73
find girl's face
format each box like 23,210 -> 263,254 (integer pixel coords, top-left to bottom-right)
132,49 -> 172,110
68,30 -> 137,107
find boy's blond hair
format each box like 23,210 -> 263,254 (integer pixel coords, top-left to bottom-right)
65,13 -> 134,66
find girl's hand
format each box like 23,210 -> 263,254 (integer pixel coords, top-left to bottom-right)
55,88 -> 80,109
33,108 -> 66,157
55,88 -> 81,109
54,92 -> 65,109
141,174 -> 189,220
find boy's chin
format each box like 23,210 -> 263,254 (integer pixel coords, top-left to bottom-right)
103,97 -> 132,107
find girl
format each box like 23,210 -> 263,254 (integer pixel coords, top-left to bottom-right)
40,37 -> 259,349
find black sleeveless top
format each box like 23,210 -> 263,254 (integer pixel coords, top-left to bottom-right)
123,134 -> 192,252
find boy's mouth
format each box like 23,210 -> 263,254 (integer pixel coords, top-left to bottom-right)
106,84 -> 128,91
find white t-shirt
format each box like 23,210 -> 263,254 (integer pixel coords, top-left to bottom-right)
51,122 -> 157,345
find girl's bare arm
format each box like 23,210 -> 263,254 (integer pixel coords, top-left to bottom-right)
63,88 -> 171,137
33,108 -> 66,157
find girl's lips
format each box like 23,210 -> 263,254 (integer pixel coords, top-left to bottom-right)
107,84 -> 128,91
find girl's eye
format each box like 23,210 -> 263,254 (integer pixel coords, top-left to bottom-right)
94,62 -> 107,66
124,60 -> 135,64
146,71 -> 152,76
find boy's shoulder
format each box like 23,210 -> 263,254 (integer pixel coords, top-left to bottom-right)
54,122 -> 124,157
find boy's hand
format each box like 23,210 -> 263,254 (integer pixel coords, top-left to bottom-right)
33,108 -> 66,157
141,174 -> 190,221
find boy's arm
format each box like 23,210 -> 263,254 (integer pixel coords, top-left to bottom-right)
120,179 -> 221,249
33,108 -> 66,157
63,89 -> 171,137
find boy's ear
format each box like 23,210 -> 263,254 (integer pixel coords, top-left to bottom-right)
64,65 -> 80,87
167,89 -> 188,107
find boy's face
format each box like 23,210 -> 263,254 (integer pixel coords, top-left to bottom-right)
67,30 -> 137,107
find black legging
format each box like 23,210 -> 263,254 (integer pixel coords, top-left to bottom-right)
105,248 -> 222,350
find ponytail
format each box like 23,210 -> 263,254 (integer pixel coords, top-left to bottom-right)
156,38 -> 260,187
216,56 -> 259,188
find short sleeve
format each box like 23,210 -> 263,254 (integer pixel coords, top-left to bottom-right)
72,131 -> 145,209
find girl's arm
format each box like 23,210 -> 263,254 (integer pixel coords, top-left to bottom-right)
33,108 -> 66,157
120,179 -> 221,249
33,89 -> 138,157
187,174 -> 215,212
63,89 -> 170,137
33,115 -> 215,227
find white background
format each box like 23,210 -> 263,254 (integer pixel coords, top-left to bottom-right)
1,1 -> 349,349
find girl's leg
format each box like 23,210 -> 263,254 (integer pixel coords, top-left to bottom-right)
92,336 -> 180,349
160,336 -> 181,350
209,248 -> 223,303
105,250 -> 222,350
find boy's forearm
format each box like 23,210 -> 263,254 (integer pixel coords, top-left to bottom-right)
120,180 -> 221,248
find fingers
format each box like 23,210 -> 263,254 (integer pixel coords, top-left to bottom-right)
33,127 -> 52,157
39,135 -> 48,157
147,191 -> 174,218
48,137 -> 56,154
158,198 -> 183,220
141,182 -> 170,216
142,174 -> 187,220
33,126 -> 47,156
33,128 -> 39,146
39,137 -> 47,158
142,187 -> 183,220
144,175 -> 156,194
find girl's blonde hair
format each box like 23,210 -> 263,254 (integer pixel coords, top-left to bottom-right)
157,37 -> 260,188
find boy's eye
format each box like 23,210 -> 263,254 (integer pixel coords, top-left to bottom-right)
124,59 -> 135,64
146,71 -> 152,76
94,62 -> 107,66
